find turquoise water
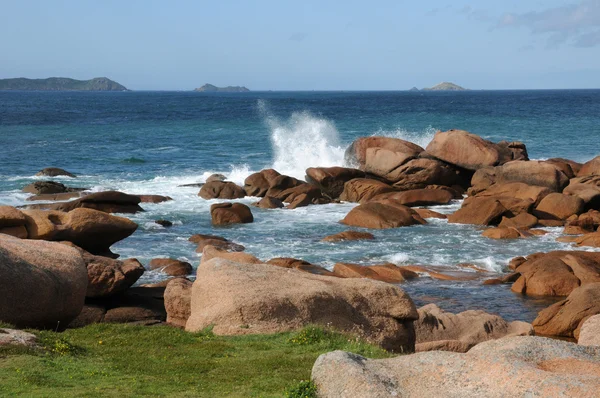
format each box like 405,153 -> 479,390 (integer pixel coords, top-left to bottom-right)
1,90 -> 599,321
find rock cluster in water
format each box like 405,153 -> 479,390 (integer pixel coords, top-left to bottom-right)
2,128 -> 600,395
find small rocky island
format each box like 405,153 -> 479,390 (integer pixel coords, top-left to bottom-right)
194,84 -> 250,93
422,82 -> 467,91
0,77 -> 127,91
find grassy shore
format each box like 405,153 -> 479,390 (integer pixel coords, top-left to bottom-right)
0,323 -> 391,397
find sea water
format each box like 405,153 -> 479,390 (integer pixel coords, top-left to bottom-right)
1,90 -> 599,321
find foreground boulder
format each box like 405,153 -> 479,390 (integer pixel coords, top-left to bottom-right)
210,203 -> 253,225
0,234 -> 87,329
198,181 -> 246,200
511,251 -> 600,297
578,315 -> 600,346
0,328 -> 38,348
312,336 -> 600,398
305,167 -> 365,199
186,258 -> 419,352
341,202 -> 426,229
533,283 -> 600,338
22,208 -> 138,255
414,304 -> 533,353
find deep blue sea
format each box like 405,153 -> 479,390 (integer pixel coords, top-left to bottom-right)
2,90 -> 599,321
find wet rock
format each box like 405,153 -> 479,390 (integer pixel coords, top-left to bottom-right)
35,167 -> 76,178
341,202 -> 426,229
511,251 -> 600,297
22,181 -> 85,195
243,169 -> 281,197
205,173 -> 227,183
189,233 -> 245,252
26,192 -> 84,202
266,257 -> 335,276
414,208 -> 447,219
210,202 -> 253,225
252,196 -> 284,209
186,258 -> 419,352
305,167 -> 365,199
148,258 -> 193,276
371,188 -> 453,207
322,231 -> 375,242
333,262 -> 418,283
164,278 -> 192,328
32,191 -> 145,214
312,336 -> 600,398
533,282 -> 600,338
155,219 -> 173,227
137,195 -> 172,203
0,234 -> 87,329
198,181 -> 245,200
339,178 -> 395,203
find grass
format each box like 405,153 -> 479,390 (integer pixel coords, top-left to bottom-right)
0,324 -> 391,397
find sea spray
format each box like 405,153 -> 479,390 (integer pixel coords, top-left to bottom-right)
373,126 -> 438,149
258,100 -> 346,179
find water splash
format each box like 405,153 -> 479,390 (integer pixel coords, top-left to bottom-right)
373,126 -> 438,149
258,100 -> 346,179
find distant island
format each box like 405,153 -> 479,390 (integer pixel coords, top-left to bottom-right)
408,87 -> 420,92
422,82 -> 466,91
0,77 -> 127,91
194,84 -> 250,93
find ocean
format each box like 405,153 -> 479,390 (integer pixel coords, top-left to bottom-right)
2,89 -> 599,321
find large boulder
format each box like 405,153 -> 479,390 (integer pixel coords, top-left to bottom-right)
332,262 -> 418,283
30,191 -> 145,214
579,156 -> 600,176
447,197 -> 513,226
473,182 -> 552,206
533,283 -> 600,338
35,167 -> 76,178
424,130 -> 519,170
210,203 -> 253,225
414,304 -> 533,352
243,169 -> 281,197
22,208 -> 138,255
390,158 -> 463,189
312,336 -> 600,398
534,192 -> 585,220
578,315 -> 600,346
565,175 -> 600,210
164,278 -> 192,328
341,202 -> 426,229
0,234 -> 88,329
198,181 -> 246,200
186,258 -> 419,352
339,179 -> 395,203
0,206 -> 27,238
305,167 -> 365,199
345,136 -> 423,167
362,148 -> 415,182
496,161 -> 570,192
370,188 -> 453,207
511,251 -> 600,297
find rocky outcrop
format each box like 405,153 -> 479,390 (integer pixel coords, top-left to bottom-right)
22,181 -> 85,195
448,196 -> 532,226
22,208 -> 138,255
198,181 -> 246,200
243,169 -> 281,197
534,193 -> 584,220
164,278 -> 192,328
424,130 -> 526,171
35,167 -> 76,177
322,231 -> 375,242
305,167 -> 365,199
390,158 -> 464,190
312,337 -> 600,398
579,156 -> 600,176
414,304 -> 533,352
341,202 -> 426,229
210,203 -> 253,225
29,191 -> 145,214
565,175 -> 600,210
511,251 -> 600,297
339,179 -> 395,203
252,196 -> 284,209
344,136 -> 423,168
498,212 -> 538,229
533,283 -> 600,338
148,258 -> 193,276
0,234 -> 88,329
186,258 -> 419,352
473,161 -> 570,192
472,182 -> 551,205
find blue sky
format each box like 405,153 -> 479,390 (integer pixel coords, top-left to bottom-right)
1,0 -> 599,90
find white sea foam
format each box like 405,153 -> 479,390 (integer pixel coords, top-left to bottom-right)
258,100 -> 346,179
387,253 -> 410,264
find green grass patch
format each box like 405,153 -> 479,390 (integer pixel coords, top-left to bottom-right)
0,324 -> 391,397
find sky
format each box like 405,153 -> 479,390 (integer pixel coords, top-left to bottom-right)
1,0 -> 599,90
